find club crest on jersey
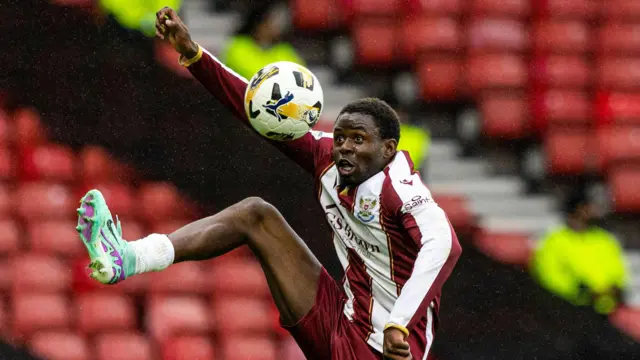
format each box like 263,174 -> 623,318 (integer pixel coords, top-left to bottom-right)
356,196 -> 378,223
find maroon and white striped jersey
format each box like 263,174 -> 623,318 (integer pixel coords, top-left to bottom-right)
183,46 -> 462,357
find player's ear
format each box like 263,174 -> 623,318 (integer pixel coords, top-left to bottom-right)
382,139 -> 397,160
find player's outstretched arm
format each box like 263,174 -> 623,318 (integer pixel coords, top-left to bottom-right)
156,7 -> 249,123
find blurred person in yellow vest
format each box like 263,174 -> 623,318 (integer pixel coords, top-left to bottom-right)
100,0 -> 182,37
396,108 -> 430,171
221,2 -> 305,80
530,189 -> 628,315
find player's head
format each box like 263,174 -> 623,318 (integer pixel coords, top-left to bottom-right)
236,2 -> 288,43
333,98 -> 400,186
563,188 -> 600,229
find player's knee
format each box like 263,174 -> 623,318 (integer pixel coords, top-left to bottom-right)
237,197 -> 277,227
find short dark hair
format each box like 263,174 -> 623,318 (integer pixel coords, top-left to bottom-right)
338,98 -> 400,142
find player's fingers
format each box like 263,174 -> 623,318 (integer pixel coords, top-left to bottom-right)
165,7 -> 178,20
390,341 -> 410,350
387,346 -> 411,357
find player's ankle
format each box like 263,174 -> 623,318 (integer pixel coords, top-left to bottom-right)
129,234 -> 175,275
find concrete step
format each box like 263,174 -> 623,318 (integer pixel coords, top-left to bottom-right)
427,159 -> 487,181
430,177 -> 524,197
309,66 -> 335,86
186,14 -> 239,32
324,86 -> 363,108
428,140 -> 460,161
469,196 -> 556,217
480,215 -> 561,235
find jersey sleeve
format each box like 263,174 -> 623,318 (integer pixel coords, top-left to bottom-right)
385,173 -> 462,333
182,44 -> 332,174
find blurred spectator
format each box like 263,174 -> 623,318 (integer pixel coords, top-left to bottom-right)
530,189 -> 628,315
100,0 -> 182,37
396,108 -> 430,172
221,2 -> 305,80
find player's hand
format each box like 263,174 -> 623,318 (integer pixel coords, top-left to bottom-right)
155,7 -> 199,59
383,327 -> 413,360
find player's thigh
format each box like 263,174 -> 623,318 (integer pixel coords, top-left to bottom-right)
241,197 -> 323,324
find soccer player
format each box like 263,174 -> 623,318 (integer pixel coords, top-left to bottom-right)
76,7 -> 461,360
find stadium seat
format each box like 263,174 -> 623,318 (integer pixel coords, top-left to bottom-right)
12,254 -> 71,293
0,299 -> 6,334
79,146 -> 116,183
416,56 -> 462,101
211,297 -> 275,335
19,144 -> 75,182
544,130 -> 595,175
146,296 -> 210,341
532,0 -> 597,19
352,19 -> 397,67
432,194 -> 474,229
467,54 -> 528,92
532,21 -> 590,54
30,332 -> 89,360
610,167 -> 640,213
0,219 -> 19,255
0,184 -> 12,218
13,107 -> 46,146
96,333 -> 153,360
13,293 -> 70,337
28,220 -> 83,256
596,57 -> 640,91
149,220 -> 190,235
0,147 -> 15,180
473,230 -> 533,266
208,258 -> 270,298
148,261 -> 207,294
292,0 -> 343,31
406,0 -> 461,15
76,293 -> 136,334
0,261 -> 11,291
14,182 -> 75,221
602,0 -> 640,20
609,306 -> 640,342
400,17 -> 460,61
597,127 -> 640,171
0,110 -> 12,145
138,182 -> 187,222
120,219 -> 145,240
220,335 -> 277,360
467,19 -> 528,53
345,0 -> 404,18
282,335 -> 306,360
594,92 -> 640,127
531,90 -> 592,131
597,23 -> 640,55
479,91 -> 529,139
161,336 -> 215,360
469,0 -> 529,18
530,56 -> 591,89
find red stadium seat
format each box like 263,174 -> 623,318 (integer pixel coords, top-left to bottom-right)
0,110 -> 13,145
161,336 -> 215,360
14,182 -> 75,221
531,90 -> 592,131
602,0 -> 640,21
610,306 -> 640,342
76,293 -> 136,334
432,194 -> 474,229
467,19 -> 528,53
79,146 -> 117,183
352,19 -> 397,67
138,182 -> 187,222
594,92 -> 640,127
597,23 -> 640,55
13,293 -> 70,338
149,220 -> 190,235
12,254 -> 71,293
0,184 -> 12,218
474,230 -> 533,266
530,56 -> 591,89
596,57 -> 640,91
479,91 -> 529,139
544,130 -> 595,175
532,0 -> 597,19
0,219 -> 20,255
28,220 -> 84,256
208,258 -> 270,298
416,56 -> 462,101
400,17 -> 460,61
292,0 -> 340,30
0,299 -> 7,333
610,167 -> 640,213
467,54 -> 528,92
147,296 -> 210,341
0,147 -> 15,180
96,333 -> 153,360
14,107 -> 46,146
30,332 -> 89,360
596,127 -> 640,170
120,220 -> 145,240
533,21 -> 590,54
220,335 -> 277,360
345,0 -> 404,18
148,261 -> 207,294
211,297 -> 275,335
470,0 -> 529,18
406,0 -> 461,15
19,144 -> 75,182
0,261 -> 12,291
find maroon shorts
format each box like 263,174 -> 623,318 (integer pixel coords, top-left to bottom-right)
282,268 -> 383,360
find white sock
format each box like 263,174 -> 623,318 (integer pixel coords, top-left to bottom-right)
129,234 -> 175,275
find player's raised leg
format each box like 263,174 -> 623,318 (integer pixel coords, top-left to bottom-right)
76,189 -> 322,324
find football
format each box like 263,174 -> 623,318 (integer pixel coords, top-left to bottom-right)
244,61 -> 324,141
